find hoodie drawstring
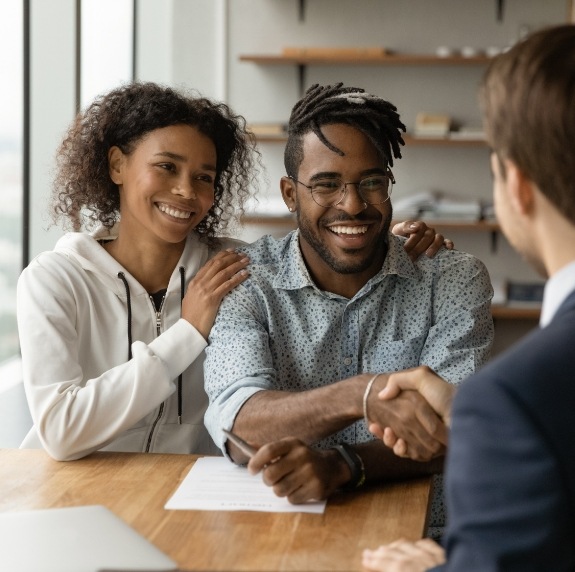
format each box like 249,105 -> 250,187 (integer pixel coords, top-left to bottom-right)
178,266 -> 185,425
117,269 -> 185,427
117,272 -> 133,360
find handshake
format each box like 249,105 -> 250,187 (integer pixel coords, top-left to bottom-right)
364,366 -> 456,462
225,366 -> 456,505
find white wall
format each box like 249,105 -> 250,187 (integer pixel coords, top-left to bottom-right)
29,0 -> 568,291
211,0 -> 565,288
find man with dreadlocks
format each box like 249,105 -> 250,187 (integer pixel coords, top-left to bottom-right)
204,83 -> 493,535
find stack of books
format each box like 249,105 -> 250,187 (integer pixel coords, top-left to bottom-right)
506,281 -> 545,305
413,113 -> 451,138
491,278 -> 545,307
248,123 -> 287,137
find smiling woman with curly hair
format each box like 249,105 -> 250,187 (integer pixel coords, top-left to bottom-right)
17,81 -> 260,460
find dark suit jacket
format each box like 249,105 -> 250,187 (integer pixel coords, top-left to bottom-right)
432,289 -> 575,571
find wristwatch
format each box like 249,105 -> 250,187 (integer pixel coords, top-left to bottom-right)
332,442 -> 366,491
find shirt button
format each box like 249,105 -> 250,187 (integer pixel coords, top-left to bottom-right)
343,357 -> 352,365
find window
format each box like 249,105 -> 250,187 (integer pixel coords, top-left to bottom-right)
0,1 -> 134,372
80,0 -> 134,108
0,2 -> 23,365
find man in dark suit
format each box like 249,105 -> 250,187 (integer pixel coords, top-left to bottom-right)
361,23 -> 575,572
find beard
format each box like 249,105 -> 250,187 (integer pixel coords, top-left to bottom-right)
296,206 -> 392,275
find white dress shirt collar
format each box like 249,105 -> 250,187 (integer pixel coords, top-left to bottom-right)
540,259 -> 575,327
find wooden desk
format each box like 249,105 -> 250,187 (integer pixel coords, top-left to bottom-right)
0,449 -> 432,571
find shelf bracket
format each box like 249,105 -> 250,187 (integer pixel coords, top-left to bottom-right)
490,229 -> 499,253
496,0 -> 505,21
297,64 -> 306,98
298,0 -> 306,21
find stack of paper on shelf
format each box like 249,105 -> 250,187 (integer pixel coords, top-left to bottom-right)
449,126 -> 486,140
393,190 -> 482,222
413,113 -> 451,137
425,197 -> 482,221
393,191 -> 439,221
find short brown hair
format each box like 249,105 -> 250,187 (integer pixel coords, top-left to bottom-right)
479,25 -> 575,223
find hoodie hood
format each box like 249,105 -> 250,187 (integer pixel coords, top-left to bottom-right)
53,225 -> 216,299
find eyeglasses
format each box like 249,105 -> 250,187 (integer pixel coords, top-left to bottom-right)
290,170 -> 395,208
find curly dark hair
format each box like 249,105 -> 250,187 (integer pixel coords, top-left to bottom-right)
284,83 -> 406,178
52,81 -> 260,242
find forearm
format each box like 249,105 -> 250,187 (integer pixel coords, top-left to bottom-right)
229,376 -> 368,463
24,324 -> 198,461
32,344 -> 176,460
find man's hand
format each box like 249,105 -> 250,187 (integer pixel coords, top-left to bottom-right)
370,367 -> 455,460
366,374 -> 447,462
392,220 -> 454,261
380,366 -> 455,425
247,437 -> 349,503
362,538 -> 446,572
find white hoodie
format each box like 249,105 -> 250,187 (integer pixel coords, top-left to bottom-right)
17,227 -> 243,460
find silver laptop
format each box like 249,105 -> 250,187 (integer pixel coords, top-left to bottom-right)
0,505 -> 178,572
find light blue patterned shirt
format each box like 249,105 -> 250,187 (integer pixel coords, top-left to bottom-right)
205,230 -> 493,448
204,230 -> 493,532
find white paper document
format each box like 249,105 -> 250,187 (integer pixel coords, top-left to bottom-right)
164,457 -> 326,514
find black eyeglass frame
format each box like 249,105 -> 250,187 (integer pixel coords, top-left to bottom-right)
289,169 -> 395,208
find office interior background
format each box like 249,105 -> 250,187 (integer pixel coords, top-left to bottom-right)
0,0 -> 571,443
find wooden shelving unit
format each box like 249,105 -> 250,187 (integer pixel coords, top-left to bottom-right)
403,134 -> 486,147
250,131 -> 487,147
491,305 -> 540,320
239,53 -> 492,66
240,47 -> 539,324
240,53 -> 492,96
417,220 -> 499,232
240,217 -> 539,321
242,215 -> 498,231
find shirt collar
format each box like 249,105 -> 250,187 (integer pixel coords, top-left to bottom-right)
273,230 -> 418,295
540,259 -> 575,327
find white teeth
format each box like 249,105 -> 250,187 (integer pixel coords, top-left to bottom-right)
157,203 -> 192,219
330,225 -> 368,235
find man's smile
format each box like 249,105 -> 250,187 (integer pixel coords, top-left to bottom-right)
328,225 -> 369,235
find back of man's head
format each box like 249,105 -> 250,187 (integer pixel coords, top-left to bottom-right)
480,24 -> 575,224
283,83 -> 406,178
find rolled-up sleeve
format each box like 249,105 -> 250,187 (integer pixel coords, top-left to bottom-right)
421,252 -> 494,384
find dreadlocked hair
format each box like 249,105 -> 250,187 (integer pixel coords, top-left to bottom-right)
284,83 -> 406,178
